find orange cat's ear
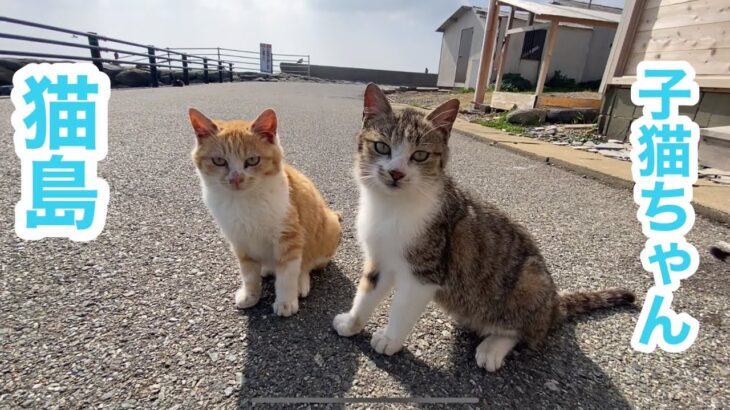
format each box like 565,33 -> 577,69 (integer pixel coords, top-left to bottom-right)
252,109 -> 277,143
189,108 -> 218,139
363,83 -> 392,122
426,99 -> 460,134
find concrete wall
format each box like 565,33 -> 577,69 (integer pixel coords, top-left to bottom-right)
582,27 -> 616,83
502,23 -> 616,85
280,63 -> 437,87
504,20 -> 529,80
548,27 -> 593,83
436,10 -> 486,89
599,86 -> 730,141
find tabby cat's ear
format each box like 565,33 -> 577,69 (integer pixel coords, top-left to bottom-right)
189,108 -> 218,139
363,83 -> 392,122
426,99 -> 460,134
252,109 -> 277,144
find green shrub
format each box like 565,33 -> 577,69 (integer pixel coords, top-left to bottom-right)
545,70 -> 577,91
577,80 -> 601,91
544,71 -> 601,92
500,73 -> 532,92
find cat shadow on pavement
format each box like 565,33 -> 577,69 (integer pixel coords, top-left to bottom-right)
237,261 -> 360,408
237,257 -> 635,409
351,307 -> 635,409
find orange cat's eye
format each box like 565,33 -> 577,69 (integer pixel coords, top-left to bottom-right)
245,156 -> 260,167
212,157 -> 227,166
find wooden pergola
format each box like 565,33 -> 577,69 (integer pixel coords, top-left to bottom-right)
473,0 -> 621,110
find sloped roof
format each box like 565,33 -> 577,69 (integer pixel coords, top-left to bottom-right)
436,1 -> 619,33
436,5 -> 533,32
499,0 -> 621,25
436,6 -> 487,32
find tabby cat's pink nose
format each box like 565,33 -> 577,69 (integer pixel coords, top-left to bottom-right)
389,169 -> 405,181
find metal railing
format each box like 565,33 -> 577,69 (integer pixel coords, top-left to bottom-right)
0,16 -> 310,87
168,47 -> 310,77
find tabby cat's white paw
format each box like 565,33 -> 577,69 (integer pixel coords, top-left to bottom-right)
371,328 -> 403,355
272,299 -> 299,317
234,286 -> 260,309
475,335 -> 517,372
332,312 -> 362,337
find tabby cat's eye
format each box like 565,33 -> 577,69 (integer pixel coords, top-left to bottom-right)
411,150 -> 430,162
373,141 -> 391,156
212,157 -> 227,166
245,156 -> 261,167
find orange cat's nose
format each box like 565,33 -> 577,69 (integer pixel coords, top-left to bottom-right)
227,171 -> 243,187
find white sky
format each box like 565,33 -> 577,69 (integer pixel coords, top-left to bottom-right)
0,0 -> 625,73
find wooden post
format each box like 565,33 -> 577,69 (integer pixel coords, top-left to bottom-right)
182,54 -> 189,85
527,12 -> 535,26
229,63 -> 234,82
147,46 -> 158,88
203,58 -> 209,83
535,20 -> 559,97
494,7 -> 515,92
473,0 -> 500,108
599,0 -> 646,94
87,32 -> 103,71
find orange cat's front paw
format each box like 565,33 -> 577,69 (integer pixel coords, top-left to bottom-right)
273,299 -> 299,317
333,312 -> 363,337
235,286 -> 260,309
298,271 -> 311,298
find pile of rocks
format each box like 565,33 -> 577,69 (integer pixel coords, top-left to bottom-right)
526,125 -> 631,161
526,124 -> 600,143
506,108 -> 599,126
699,167 -> 730,185
577,139 -> 631,161
500,107 -> 633,162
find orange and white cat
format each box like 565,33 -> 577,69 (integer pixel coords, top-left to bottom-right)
189,108 -> 341,316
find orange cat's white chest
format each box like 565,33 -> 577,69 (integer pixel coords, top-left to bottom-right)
202,177 -> 289,263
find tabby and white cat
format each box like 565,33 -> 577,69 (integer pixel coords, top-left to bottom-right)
333,84 -> 635,371
189,108 -> 341,317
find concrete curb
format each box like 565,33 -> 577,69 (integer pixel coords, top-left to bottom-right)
395,103 -> 730,225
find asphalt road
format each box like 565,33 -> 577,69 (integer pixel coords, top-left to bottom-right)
1,82 -> 728,409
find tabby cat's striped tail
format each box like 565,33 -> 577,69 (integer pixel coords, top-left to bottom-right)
558,288 -> 635,319
710,241 -> 730,263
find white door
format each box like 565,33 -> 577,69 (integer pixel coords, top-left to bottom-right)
454,27 -> 473,85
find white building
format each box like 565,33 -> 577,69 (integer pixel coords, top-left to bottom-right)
436,2 -> 620,89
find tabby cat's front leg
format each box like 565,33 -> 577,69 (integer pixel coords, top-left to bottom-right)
333,259 -> 394,336
370,272 -> 437,355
